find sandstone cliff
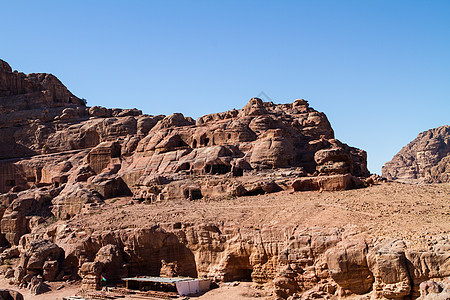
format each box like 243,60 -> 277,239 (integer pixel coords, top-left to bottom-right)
0,59 -> 369,205
1,59 -> 449,300
382,125 -> 450,183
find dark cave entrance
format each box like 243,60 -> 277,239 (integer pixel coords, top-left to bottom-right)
5,179 -> 15,187
184,188 -> 203,200
223,255 -> 253,282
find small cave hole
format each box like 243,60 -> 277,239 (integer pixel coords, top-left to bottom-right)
244,187 -> 265,196
211,164 -> 232,175
224,256 -> 253,282
5,180 -> 15,187
233,168 -> 244,177
178,162 -> 190,171
190,189 -> 203,200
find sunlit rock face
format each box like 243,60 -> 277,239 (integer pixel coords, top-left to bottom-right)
0,59 -> 399,299
383,125 -> 450,183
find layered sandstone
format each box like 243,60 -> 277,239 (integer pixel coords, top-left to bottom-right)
0,59 -> 369,217
382,125 -> 450,183
12,212 -> 450,299
3,59 -> 449,299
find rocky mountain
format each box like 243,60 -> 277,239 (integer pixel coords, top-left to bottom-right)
1,59 -> 449,300
0,58 -> 370,203
382,125 -> 450,183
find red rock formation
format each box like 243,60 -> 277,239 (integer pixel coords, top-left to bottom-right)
0,59 -> 400,298
13,222 -> 449,299
383,125 -> 450,183
0,58 -> 369,207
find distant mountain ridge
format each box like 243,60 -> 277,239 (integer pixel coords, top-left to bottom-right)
382,125 -> 450,183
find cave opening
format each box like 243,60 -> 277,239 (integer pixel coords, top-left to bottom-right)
224,255 -> 253,282
184,188 -> 203,200
5,179 -> 15,187
233,167 -> 244,177
177,162 -> 190,171
210,164 -> 231,175
243,187 -> 265,196
190,189 -> 203,200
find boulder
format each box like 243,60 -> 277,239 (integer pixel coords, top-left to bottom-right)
326,238 -> 373,294
292,174 -> 360,191
21,239 -> 63,276
94,244 -> 124,282
79,261 -> 104,290
51,183 -> 103,219
28,275 -> 48,295
42,260 -> 59,281
0,289 -> 24,300
367,240 -> 411,299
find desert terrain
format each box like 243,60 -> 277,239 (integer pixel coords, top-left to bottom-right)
2,180 -> 449,299
1,58 -> 449,299
65,181 -> 450,250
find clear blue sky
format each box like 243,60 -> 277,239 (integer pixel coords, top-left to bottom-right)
1,1 -> 449,174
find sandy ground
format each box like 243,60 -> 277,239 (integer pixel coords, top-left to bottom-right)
0,278 -> 79,299
196,282 -> 272,300
0,278 -> 270,300
67,181 -> 450,249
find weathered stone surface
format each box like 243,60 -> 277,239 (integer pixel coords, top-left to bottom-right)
326,238 -> 373,294
78,261 -> 104,290
367,239 -> 412,299
51,183 -> 103,219
418,278 -> 450,300
383,125 -> 450,183
0,289 -> 24,300
0,58 -> 370,214
94,244 -> 124,282
292,174 -> 362,191
1,189 -> 54,245
406,249 -> 450,298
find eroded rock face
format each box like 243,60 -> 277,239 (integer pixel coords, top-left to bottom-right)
14,238 -> 64,285
15,222 -> 450,298
382,125 -> 450,183
0,289 -> 24,300
0,59 -> 369,210
0,59 -> 379,297
418,278 -> 450,300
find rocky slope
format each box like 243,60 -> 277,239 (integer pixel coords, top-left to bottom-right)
3,182 -> 450,300
382,125 -> 450,184
0,59 -> 449,299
